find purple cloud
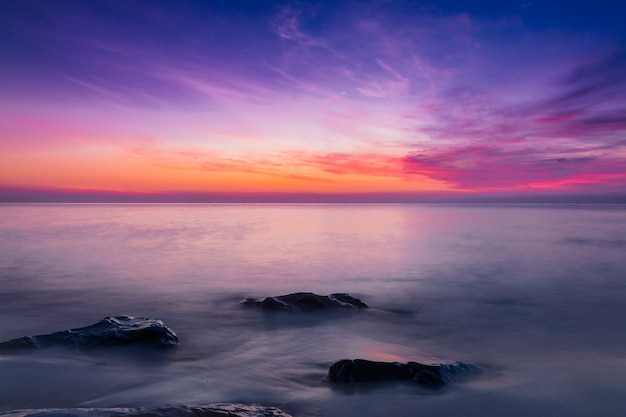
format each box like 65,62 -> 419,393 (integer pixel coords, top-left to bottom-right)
403,145 -> 626,190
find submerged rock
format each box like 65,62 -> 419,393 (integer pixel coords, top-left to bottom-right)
328,359 -> 481,388
242,292 -> 368,311
0,316 -> 179,351
0,404 -> 292,417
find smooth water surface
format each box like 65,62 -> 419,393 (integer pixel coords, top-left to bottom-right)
1,203 -> 626,416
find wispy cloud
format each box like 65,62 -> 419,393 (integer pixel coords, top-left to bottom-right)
398,47 -> 626,190
292,151 -> 402,178
532,48 -> 626,136
127,144 -> 335,184
403,145 -> 626,190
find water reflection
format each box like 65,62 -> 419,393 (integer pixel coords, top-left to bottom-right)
1,204 -> 626,416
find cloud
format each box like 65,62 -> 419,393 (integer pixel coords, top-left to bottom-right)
295,152 -> 401,177
127,142 -> 409,184
272,6 -> 308,42
127,144 -> 335,184
400,47 -> 626,191
533,48 -> 626,135
402,145 -> 626,190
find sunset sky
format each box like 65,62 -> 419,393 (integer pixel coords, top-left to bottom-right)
1,0 -> 625,202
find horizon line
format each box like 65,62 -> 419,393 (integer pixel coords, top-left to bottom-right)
1,186 -> 626,204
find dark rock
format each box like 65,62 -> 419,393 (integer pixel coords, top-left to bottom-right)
0,316 -> 178,352
0,404 -> 292,417
242,292 -> 368,311
328,359 -> 481,388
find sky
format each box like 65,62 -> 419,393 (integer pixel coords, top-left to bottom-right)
1,0 -> 625,202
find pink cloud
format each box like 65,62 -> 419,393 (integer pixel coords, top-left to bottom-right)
291,151 -> 403,178
400,49 -> 626,194
126,144 -> 335,184
403,145 -> 626,190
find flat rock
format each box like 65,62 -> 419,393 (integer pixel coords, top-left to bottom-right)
0,316 -> 179,351
0,404 -> 292,417
328,359 -> 481,388
242,292 -> 368,311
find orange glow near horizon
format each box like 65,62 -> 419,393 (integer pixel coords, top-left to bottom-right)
0,139 -> 449,194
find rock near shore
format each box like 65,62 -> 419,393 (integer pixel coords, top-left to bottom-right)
328,359 -> 481,388
0,316 -> 179,352
0,404 -> 291,417
243,292 -> 368,311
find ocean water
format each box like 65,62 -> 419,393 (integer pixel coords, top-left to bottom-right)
1,203 -> 626,417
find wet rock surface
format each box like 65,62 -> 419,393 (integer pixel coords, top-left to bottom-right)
0,404 -> 292,417
328,359 -> 481,388
243,292 -> 368,311
0,316 -> 179,351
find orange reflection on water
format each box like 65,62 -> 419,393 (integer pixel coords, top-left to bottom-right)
362,346 -> 411,362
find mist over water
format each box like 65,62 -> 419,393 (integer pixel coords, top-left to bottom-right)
1,203 -> 626,417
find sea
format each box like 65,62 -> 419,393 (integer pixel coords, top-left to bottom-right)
1,203 -> 625,417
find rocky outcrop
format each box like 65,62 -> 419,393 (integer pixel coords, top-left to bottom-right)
0,316 -> 179,351
0,404 -> 292,417
242,292 -> 368,311
328,359 -> 481,388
